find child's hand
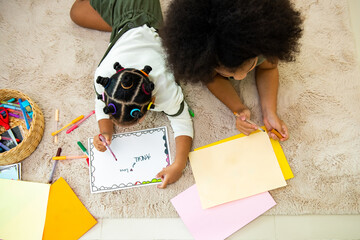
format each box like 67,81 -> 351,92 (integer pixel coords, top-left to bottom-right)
235,108 -> 258,135
93,133 -> 112,152
156,162 -> 185,189
263,113 -> 289,141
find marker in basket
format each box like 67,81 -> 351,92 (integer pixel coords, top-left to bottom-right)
99,134 -> 117,161
0,107 -> 18,146
51,115 -> 84,136
0,104 -> 22,111
18,99 -> 30,130
0,136 -> 21,143
52,155 -> 88,160
0,142 -> 10,151
233,112 -> 265,133
0,101 -> 20,107
48,147 -> 62,184
66,110 -> 95,134
6,98 -> 16,103
8,112 -> 21,119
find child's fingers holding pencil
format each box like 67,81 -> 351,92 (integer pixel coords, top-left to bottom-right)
93,134 -> 107,152
235,117 -> 257,135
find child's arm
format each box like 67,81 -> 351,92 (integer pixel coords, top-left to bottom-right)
155,97 -> 193,189
255,60 -> 289,141
93,119 -> 114,152
156,135 -> 192,189
206,74 -> 258,135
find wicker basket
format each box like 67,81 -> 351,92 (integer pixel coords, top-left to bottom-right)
0,89 -> 45,165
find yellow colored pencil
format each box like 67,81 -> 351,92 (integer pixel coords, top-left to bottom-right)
52,155 -> 88,160
51,115 -> 84,136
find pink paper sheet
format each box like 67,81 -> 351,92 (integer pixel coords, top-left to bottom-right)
171,185 -> 276,240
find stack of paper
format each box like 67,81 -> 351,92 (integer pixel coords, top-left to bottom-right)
171,130 -> 294,240
0,179 -> 50,240
171,185 -> 276,240
43,177 -> 97,240
0,163 -> 21,180
0,177 -> 97,240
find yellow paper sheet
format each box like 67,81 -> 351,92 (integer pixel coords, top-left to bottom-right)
42,177 -> 97,240
189,131 -> 287,209
195,128 -> 294,180
0,179 -> 50,240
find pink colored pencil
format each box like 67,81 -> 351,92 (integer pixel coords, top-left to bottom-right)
66,110 -> 95,134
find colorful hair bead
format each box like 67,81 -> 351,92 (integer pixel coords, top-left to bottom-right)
113,62 -> 124,72
121,81 -> 133,89
103,103 -> 117,115
142,83 -> 150,95
147,102 -> 154,111
130,108 -> 141,118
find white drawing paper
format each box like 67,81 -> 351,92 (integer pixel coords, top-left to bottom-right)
88,126 -> 171,193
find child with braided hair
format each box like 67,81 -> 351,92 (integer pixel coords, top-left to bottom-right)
70,0 -> 193,189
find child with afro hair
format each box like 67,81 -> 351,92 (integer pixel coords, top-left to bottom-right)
160,0 -> 303,140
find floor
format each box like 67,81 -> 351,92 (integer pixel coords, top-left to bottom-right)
79,216 -> 360,240
81,2 -> 360,240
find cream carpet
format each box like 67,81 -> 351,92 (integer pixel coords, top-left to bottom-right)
0,0 -> 359,218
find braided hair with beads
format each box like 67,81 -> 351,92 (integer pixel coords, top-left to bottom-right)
96,62 -> 155,125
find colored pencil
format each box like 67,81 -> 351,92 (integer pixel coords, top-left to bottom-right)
48,147 -> 62,184
52,155 -> 88,160
51,115 -> 84,136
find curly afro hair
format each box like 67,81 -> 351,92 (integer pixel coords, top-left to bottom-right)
160,0 -> 303,83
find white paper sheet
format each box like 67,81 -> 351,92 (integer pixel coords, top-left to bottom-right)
88,126 -> 171,193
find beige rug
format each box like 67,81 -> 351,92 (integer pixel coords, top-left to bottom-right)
0,0 -> 359,218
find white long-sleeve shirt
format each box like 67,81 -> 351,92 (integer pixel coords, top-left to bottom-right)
94,24 -> 193,138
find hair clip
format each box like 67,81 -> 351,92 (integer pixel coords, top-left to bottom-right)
130,108 -> 141,118
102,92 -> 105,102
